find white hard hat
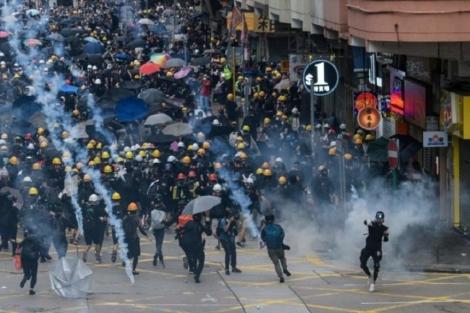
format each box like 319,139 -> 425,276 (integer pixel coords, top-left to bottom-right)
339,123 -> 346,130
89,194 -> 99,202
329,141 -> 337,148
152,158 -> 161,164
192,143 -> 199,151
291,107 -> 299,114
135,155 -> 143,162
92,65 -> 97,70
323,123 -> 329,128
0,139 -> 5,145
27,143 -> 35,150
315,123 -> 322,129
23,176 -> 32,183
123,146 -> 130,152
213,184 -> 222,192
275,157 -> 283,163
177,141 -> 185,148
94,78 -> 101,85
212,119 -> 220,126
246,177 -> 254,184
87,64 -> 92,69
167,155 -> 176,163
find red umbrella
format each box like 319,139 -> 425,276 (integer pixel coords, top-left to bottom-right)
139,62 -> 160,76
24,38 -> 42,47
0,31 -> 9,39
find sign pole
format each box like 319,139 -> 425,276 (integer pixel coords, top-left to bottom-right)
310,84 -> 315,157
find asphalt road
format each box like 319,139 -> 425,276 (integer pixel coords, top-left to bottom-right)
1,230 -> 470,313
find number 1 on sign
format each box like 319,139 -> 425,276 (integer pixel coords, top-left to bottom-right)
314,62 -> 326,86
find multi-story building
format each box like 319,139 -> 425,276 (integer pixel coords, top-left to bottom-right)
227,0 -> 470,232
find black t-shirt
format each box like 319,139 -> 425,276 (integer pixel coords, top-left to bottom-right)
365,222 -> 388,251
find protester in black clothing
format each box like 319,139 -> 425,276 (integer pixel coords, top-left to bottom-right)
19,230 -> 41,295
179,213 -> 212,283
360,211 -> 389,292
217,213 -> 242,275
123,202 -> 148,275
82,194 -> 107,263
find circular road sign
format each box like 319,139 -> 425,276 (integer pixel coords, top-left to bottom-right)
302,59 -> 339,96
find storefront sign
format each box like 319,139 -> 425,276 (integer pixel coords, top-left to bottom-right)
404,78 -> 427,129
389,67 -> 405,116
423,131 -> 448,148
302,59 -> 339,96
355,92 -> 378,111
357,107 -> 381,130
288,54 -> 309,82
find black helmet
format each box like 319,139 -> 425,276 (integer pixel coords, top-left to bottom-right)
375,211 -> 385,221
265,214 -> 275,223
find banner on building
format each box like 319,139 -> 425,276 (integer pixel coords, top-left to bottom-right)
423,131 -> 448,148
288,54 -> 309,82
226,12 -> 274,33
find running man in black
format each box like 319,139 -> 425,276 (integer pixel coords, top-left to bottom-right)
360,211 -> 389,292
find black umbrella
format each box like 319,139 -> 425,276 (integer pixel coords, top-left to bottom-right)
138,88 -> 166,104
84,54 -> 103,65
60,28 -> 85,37
127,38 -> 146,49
191,56 -> 210,66
108,88 -> 134,102
121,80 -> 142,90
47,33 -> 65,42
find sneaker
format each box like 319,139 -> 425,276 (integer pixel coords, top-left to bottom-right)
369,283 -> 375,292
20,277 -> 27,288
29,290 -> 35,295
225,269 -> 230,275
82,252 -> 87,263
280,277 -> 285,283
236,242 -> 244,248
132,271 -> 139,275
368,276 -> 373,286
232,267 -> 242,273
215,244 -> 221,250
194,276 -> 200,283
111,251 -> 117,263
160,258 -> 165,268
283,270 -> 291,277
96,255 -> 102,264
153,255 -> 157,266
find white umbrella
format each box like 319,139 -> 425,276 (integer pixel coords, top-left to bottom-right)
144,113 -> 173,126
182,196 -> 222,215
49,256 -> 93,299
162,122 -> 193,137
274,78 -> 291,91
138,18 -> 155,25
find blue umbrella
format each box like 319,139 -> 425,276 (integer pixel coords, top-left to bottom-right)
59,84 -> 79,94
83,42 -> 104,55
114,51 -> 131,61
84,36 -> 101,43
115,97 -> 149,122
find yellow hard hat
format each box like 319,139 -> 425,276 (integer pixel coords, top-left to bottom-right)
263,168 -> 272,177
125,151 -> 134,160
37,127 -> 45,135
305,124 -> 312,131
101,151 -> 110,159
263,117 -> 271,126
278,176 -> 287,185
139,150 -> 147,158
328,147 -> 337,156
151,149 -> 161,158
72,109 -> 80,117
95,142 -> 102,150
52,157 -> 62,165
344,153 -> 353,160
259,91 -> 265,97
276,111 -> 283,117
182,156 -> 191,165
352,134 -> 362,141
32,162 -> 41,170
61,131 -> 69,139
236,142 -> 246,150
103,165 -> 113,174
365,134 -> 375,141
262,161 -> 270,169
197,148 -> 205,156
265,67 -> 272,72
220,57 -> 226,64
203,141 -> 210,150
86,142 -> 94,150
93,156 -> 101,165
39,141 -> 48,149
28,187 -> 38,196
83,174 -> 92,182
239,151 -> 248,160
256,168 -> 263,175
227,93 -> 235,101
166,71 -> 173,77
9,156 -> 18,165
242,125 -> 250,132
112,192 -> 121,201
253,92 -> 259,99
237,75 -> 244,81
354,137 -> 363,145
278,95 -> 287,102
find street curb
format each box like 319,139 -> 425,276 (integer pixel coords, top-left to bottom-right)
406,264 -> 470,274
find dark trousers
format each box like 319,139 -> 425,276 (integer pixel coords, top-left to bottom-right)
360,248 -> 382,282
185,244 -> 205,279
220,239 -> 237,270
0,224 -> 17,253
21,257 -> 39,289
268,248 -> 288,279
153,228 -> 165,260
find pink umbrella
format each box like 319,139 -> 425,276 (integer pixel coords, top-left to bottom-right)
174,67 -> 192,79
0,31 -> 9,39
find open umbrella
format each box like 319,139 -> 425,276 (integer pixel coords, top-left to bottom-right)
150,53 -> 169,66
83,36 -> 100,43
60,28 -> 85,37
26,9 -> 40,17
174,67 -> 192,79
114,51 -> 131,61
59,84 -> 79,94
366,137 -> 389,162
83,42 -> 104,55
182,196 -> 221,215
190,56 -> 210,66
24,38 -> 42,47
203,48 -> 221,55
49,256 -> 93,299
162,122 -> 193,137
127,38 -> 146,49
274,78 -> 291,91
162,58 -> 185,69
0,31 -> 9,39
144,113 -> 173,126
108,87 -> 133,102
138,18 -> 154,25
47,33 -> 64,42
115,97 -> 149,122
138,88 -> 166,105
121,80 -> 142,90
139,62 -> 160,76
